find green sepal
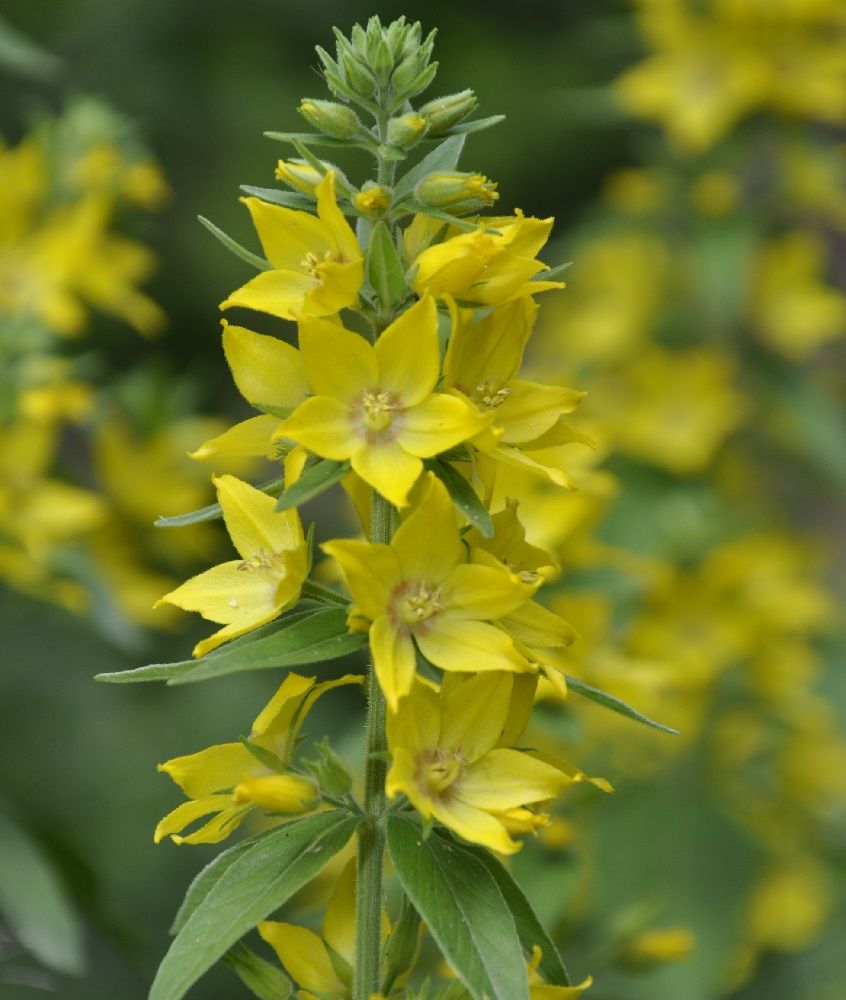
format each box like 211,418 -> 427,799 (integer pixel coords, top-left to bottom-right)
393,134 -> 466,200
94,607 -> 366,685
238,737 -> 285,774
274,459 -> 350,510
535,260 -> 573,282
565,675 -> 679,735
387,815 -> 529,1000
149,811 -> 358,1000
222,942 -> 293,1000
425,459 -> 493,538
239,185 -> 316,210
154,476 -> 285,528
263,130 -> 363,148
443,114 -> 505,136
198,215 -> 270,270
367,221 -> 408,313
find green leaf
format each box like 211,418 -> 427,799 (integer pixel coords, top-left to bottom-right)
402,202 -> 479,231
387,816 -> 529,1000
367,221 -> 408,312
96,607 -> 366,686
274,459 -> 349,510
198,216 -> 270,270
170,829 -> 279,934
536,260 -> 573,282
150,811 -> 358,1000
565,675 -> 679,735
155,476 -> 285,528
448,836 -> 571,985
240,185 -> 315,210
394,134 -> 466,199
0,13 -> 62,80
426,460 -> 493,538
444,115 -> 506,136
0,811 -> 85,975
263,130 -> 361,148
222,942 -> 293,999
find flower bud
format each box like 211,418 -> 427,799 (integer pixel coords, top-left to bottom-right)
419,90 -> 478,135
274,159 -> 349,196
353,183 -> 392,218
298,99 -> 361,139
415,171 -> 499,214
387,113 -> 428,149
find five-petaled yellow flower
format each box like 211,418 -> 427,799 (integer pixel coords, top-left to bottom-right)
386,671 -> 598,854
323,474 -> 537,710
277,296 -> 490,507
155,672 -> 360,845
155,474 -> 308,656
220,171 -> 364,321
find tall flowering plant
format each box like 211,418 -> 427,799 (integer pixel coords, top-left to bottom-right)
101,18 -> 672,1000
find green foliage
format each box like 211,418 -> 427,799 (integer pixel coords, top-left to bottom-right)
222,942 -> 293,1000
154,477 -> 285,528
274,459 -> 350,510
425,459 -> 493,538
565,675 -> 679,735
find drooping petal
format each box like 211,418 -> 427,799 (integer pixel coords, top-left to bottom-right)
395,393 -> 491,458
417,617 -> 530,674
234,774 -> 319,812
498,673 -> 539,748
222,321 -> 309,408
371,613 -> 417,711
192,613 -> 280,657
251,672 -> 316,745
429,795 -> 518,854
458,748 -> 572,810
496,381 -> 585,444
443,296 -> 536,395
258,921 -> 345,996
530,977 -> 593,999
299,316 -> 377,402
373,296 -> 439,405
168,804 -> 250,846
154,560 -> 279,625
216,474 -> 303,558
391,474 -> 463,583
441,563 -> 534,620
439,672 -> 512,763
320,539 -> 401,620
492,444 -> 577,489
153,795 -> 233,843
278,395 -> 358,460
189,414 -> 279,461
296,674 -> 364,739
241,196 -> 335,270
501,600 -> 578,648
157,742 -> 257,798
350,438 -> 423,508
220,268 -> 316,321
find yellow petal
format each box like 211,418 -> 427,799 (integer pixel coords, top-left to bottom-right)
192,614 -> 280,657
155,560 -> 279,624
251,672 -> 316,744
322,860 -> 357,966
441,563 -> 534,620
315,170 -> 360,262
170,805 -> 250,846
233,774 -> 318,811
395,393 -> 491,457
350,438 -> 423,508
459,748 -> 571,810
493,444 -> 577,489
320,539 -> 401,620
241,195 -> 334,269
373,296 -> 438,405
501,600 -> 578,648
391,474 -> 462,583
429,796 -> 518,854
443,295 -> 536,394
189,414 -> 280,461
497,381 -> 585,444
371,613 -> 417,711
220,267 -> 316,321
386,675 -> 441,754
278,395 -> 357,460
299,316 -> 377,402
386,746 -> 434,819
258,921 -> 344,995
157,743 -> 257,797
440,672 -> 512,763
302,257 -> 364,317
418,617 -> 530,674
153,795 -> 233,843
499,673 -> 539,747
297,673 -> 365,738
531,977 -> 593,998
222,321 -> 310,408
215,474 -> 303,558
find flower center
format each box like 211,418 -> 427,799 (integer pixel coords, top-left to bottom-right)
473,379 -> 511,409
416,747 -> 464,798
300,249 -> 341,276
360,389 -> 397,432
397,580 -> 443,625
237,547 -> 287,578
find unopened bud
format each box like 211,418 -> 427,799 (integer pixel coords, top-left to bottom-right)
353,183 -> 392,218
298,99 -> 361,139
415,171 -> 499,214
387,113 -> 428,149
419,90 -> 478,135
274,159 -> 321,194
304,737 -> 353,797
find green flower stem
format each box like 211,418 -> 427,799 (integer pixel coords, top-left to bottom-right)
354,491 -> 392,999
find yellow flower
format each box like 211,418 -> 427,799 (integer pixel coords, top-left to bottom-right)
277,297 -> 489,507
386,672 -> 587,854
155,673 -> 359,845
323,474 -> 537,710
620,927 -> 695,968
220,171 -> 363,321
155,474 -> 308,656
259,859 -> 390,1000
409,211 -> 564,305
527,947 -> 593,998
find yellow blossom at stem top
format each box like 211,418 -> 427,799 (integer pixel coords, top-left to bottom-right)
154,474 -> 308,656
409,211 -> 564,306
276,296 -> 490,507
386,671 -> 601,854
323,474 -> 538,710
220,171 -> 363,321
155,673 -> 360,845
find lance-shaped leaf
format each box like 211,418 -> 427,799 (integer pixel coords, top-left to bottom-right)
444,115 -> 506,136
425,459 -> 493,538
367,220 -> 407,313
565,675 -> 679,735
240,186 -> 316,210
155,477 -> 285,528
275,459 -> 350,511
95,607 -> 365,685
393,134 -> 465,200
387,815 -> 528,1000
149,811 -> 358,1000
222,942 -> 293,1000
198,216 -> 270,270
